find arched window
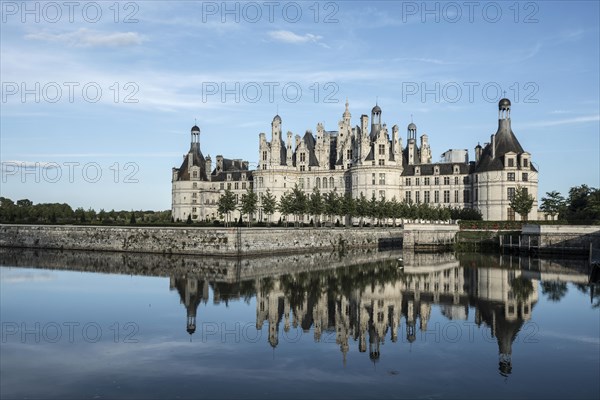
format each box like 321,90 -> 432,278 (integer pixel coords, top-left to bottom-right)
316,177 -> 321,189
329,177 -> 334,188
323,177 -> 328,189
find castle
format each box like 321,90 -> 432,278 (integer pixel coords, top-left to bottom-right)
172,98 -> 538,222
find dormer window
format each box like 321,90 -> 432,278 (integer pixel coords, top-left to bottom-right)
507,158 -> 515,167
227,174 -> 232,181
192,171 -> 198,178
453,165 -> 459,174
242,173 -> 246,180
434,166 -> 440,175
523,158 -> 529,168
415,167 -> 420,175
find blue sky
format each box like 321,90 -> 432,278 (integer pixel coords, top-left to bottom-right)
1,1 -> 598,211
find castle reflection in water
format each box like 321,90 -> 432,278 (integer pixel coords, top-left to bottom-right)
170,252 -> 588,377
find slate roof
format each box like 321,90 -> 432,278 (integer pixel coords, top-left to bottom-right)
176,143 -> 207,181
474,119 -> 537,173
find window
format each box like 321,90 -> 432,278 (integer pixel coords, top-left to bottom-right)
379,144 -> 385,155
379,159 -> 385,166
507,172 -> 515,181
454,190 -> 459,203
507,187 -> 515,201
300,153 -> 306,162
300,165 -> 305,171
307,178 -> 310,189
444,177 -> 450,185
316,177 -> 321,188
523,187 -> 528,196
523,158 -> 529,167
372,173 -> 376,185
434,190 -> 440,203
406,178 -> 411,186
379,190 -> 385,199
235,194 -> 239,204
416,177 -> 420,186
192,192 -> 197,198
262,151 -> 267,161
443,190 -> 450,203
435,177 -> 440,185
193,182 -> 197,189
227,174 -> 232,181
522,173 -> 528,182
405,191 -> 412,203
220,183 -> 224,190
415,167 -> 420,175
508,158 -> 515,167
259,177 -> 263,188
507,208 -> 515,221
475,188 -> 478,201
434,166 -> 440,175
463,176 -> 470,184
463,190 -> 470,203
242,182 -> 246,189
299,178 -> 304,189
323,177 -> 328,189
234,182 -> 239,190
424,191 -> 430,203
415,191 -> 420,203
242,173 -> 246,180
347,149 -> 352,159
379,173 -> 385,185
329,177 -> 334,188
454,176 -> 459,185
424,177 -> 430,185
192,171 -> 198,178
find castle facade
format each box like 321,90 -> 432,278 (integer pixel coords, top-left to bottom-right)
172,98 -> 538,222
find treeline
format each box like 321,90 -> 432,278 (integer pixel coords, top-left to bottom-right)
217,186 -> 482,227
0,197 -> 171,225
540,185 -> 600,224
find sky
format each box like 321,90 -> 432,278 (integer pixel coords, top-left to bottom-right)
1,0 -> 599,211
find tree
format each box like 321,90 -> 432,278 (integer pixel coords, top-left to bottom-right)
324,190 -> 339,226
510,186 -> 534,221
278,191 -> 293,227
240,188 -> 258,227
562,185 -> 600,224
217,189 -> 236,227
308,187 -> 324,227
186,214 -> 192,224
356,193 -> 369,227
130,211 -> 137,224
291,184 -> 307,226
262,189 -> 277,226
540,190 -> 565,221
341,193 -> 356,227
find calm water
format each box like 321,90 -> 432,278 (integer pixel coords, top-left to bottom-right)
1,248 -> 599,399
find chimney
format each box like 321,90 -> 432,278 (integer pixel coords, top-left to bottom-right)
491,134 -> 496,159
475,144 -> 482,163
205,155 -> 212,181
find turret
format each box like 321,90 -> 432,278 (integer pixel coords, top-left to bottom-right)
205,155 -> 212,181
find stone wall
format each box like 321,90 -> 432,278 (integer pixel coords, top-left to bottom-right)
521,224 -> 600,254
0,225 -> 403,256
402,223 -> 459,249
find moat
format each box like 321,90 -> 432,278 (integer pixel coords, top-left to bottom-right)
1,248 -> 598,399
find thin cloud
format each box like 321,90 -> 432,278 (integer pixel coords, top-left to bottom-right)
25,28 -> 144,47
523,114 -> 600,128
1,161 -> 60,170
268,30 -> 324,45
